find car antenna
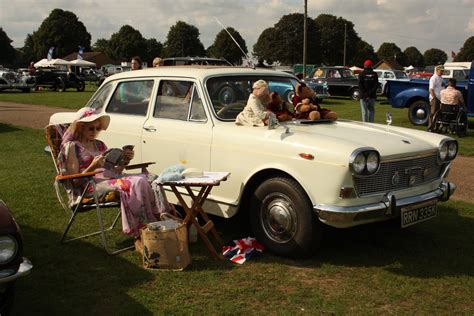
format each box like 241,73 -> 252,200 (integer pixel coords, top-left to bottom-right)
213,17 -> 254,69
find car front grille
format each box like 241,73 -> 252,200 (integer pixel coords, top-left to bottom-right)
354,154 -> 443,196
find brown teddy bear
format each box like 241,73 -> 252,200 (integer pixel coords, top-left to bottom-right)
292,83 -> 338,120
267,92 -> 294,122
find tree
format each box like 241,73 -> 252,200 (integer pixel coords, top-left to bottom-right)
353,41 -> 377,67
162,21 -> 205,58
144,38 -> 163,65
108,25 -> 147,62
22,8 -> 91,61
376,42 -> 406,65
424,48 -> 447,65
207,27 -> 247,65
254,13 -> 320,65
404,46 -> 424,68
314,14 -> 361,66
454,36 -> 474,62
0,27 -> 16,65
252,27 -> 279,64
92,38 -> 110,55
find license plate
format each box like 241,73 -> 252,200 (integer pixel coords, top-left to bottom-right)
401,201 -> 437,228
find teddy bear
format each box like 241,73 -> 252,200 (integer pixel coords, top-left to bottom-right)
292,83 -> 338,121
267,92 -> 294,122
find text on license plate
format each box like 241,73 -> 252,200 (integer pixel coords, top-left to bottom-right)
401,201 -> 437,228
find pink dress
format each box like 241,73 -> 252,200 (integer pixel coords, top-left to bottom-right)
59,140 -> 161,237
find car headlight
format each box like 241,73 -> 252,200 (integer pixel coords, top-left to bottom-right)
448,142 -> 458,159
350,148 -> 380,176
366,152 -> 380,173
0,235 -> 18,264
438,139 -> 458,163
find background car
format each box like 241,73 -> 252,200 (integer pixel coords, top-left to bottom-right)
374,69 -> 410,95
304,66 -> 361,100
34,67 -> 85,92
0,199 -> 33,315
0,69 -> 35,93
161,57 -> 233,66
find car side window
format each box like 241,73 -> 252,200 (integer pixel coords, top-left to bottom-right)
154,80 -> 206,122
86,82 -> 114,112
106,80 -> 153,116
385,73 -> 394,79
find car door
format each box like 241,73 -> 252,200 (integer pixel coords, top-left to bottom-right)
141,79 -> 212,173
102,79 -> 155,162
327,68 -> 344,95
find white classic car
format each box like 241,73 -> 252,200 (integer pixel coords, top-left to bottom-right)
49,67 -> 458,257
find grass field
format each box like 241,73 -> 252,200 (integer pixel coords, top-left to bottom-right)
0,90 -> 473,314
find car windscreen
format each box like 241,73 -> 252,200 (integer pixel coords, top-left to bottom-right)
206,75 -> 299,121
394,71 -> 408,79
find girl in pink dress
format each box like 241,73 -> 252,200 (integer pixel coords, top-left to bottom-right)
58,107 -> 162,237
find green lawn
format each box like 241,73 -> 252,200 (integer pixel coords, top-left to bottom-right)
0,90 -> 473,314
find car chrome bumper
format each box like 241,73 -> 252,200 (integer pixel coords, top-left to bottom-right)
314,180 -> 456,228
0,258 -> 33,283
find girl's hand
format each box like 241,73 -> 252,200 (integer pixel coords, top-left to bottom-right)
122,148 -> 134,165
91,155 -> 105,169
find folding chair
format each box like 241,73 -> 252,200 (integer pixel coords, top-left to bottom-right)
45,124 -> 154,255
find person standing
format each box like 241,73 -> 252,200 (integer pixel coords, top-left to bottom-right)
428,65 -> 445,130
358,59 -> 379,122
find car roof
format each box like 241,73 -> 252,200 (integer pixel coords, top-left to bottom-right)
102,66 -> 292,84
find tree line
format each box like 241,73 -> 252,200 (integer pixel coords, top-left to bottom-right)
0,8 -> 473,68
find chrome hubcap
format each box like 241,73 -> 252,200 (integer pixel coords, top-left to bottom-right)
261,193 -> 297,243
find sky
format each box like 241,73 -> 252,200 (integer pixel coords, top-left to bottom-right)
1,0 -> 473,62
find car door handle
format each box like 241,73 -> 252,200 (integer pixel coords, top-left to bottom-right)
143,126 -> 157,132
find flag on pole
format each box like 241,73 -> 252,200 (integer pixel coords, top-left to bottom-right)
451,50 -> 456,59
78,46 -> 84,60
47,47 -> 54,60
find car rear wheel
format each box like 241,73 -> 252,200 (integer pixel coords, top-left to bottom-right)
56,78 -> 66,92
76,80 -> 85,92
250,177 -> 321,257
408,100 -> 429,125
283,91 -> 295,103
350,88 -> 360,101
217,86 -> 236,104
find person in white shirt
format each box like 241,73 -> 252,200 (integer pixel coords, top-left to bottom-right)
428,65 -> 445,131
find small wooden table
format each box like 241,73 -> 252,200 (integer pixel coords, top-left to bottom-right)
156,172 -> 230,259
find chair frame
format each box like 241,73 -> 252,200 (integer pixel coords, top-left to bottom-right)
46,124 -> 154,255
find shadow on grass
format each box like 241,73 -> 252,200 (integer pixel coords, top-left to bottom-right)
12,225 -> 155,315
214,203 -> 474,278
0,123 -> 21,133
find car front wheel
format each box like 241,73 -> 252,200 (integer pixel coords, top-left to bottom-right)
76,80 -> 85,92
250,177 -> 321,257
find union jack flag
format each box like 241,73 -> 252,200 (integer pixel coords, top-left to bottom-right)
78,46 -> 84,60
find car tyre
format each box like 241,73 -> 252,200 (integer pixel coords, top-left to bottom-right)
250,177 -> 321,258
76,80 -> 85,92
350,88 -> 360,101
283,90 -> 295,104
0,282 -> 15,315
408,100 -> 430,125
56,78 -> 66,92
217,86 -> 236,104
